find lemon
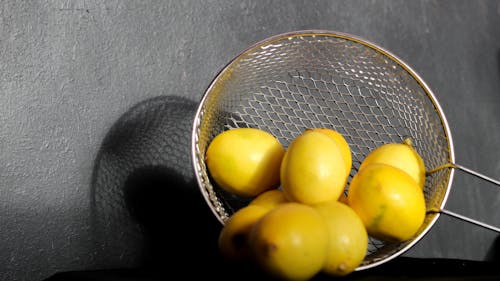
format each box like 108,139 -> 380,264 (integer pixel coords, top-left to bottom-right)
338,192 -> 349,205
311,128 -> 352,177
249,188 -> 288,211
249,202 -> 329,281
280,130 -> 347,205
218,205 -> 269,261
205,128 -> 285,197
359,138 -> 426,189
348,163 -> 426,242
313,200 -> 368,276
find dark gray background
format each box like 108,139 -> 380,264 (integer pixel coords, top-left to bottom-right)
1,1 -> 500,280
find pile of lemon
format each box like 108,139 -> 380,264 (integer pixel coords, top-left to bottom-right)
205,127 -> 426,281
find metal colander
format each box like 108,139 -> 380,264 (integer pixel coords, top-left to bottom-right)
191,30 -> 500,270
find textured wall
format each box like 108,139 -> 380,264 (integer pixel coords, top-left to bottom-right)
1,1 -> 500,280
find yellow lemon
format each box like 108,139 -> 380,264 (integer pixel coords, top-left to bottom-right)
280,130 -> 347,205
249,202 -> 329,281
348,163 -> 426,242
311,128 -> 352,177
338,192 -> 349,205
218,205 -> 269,261
313,200 -> 368,276
205,128 -> 285,197
249,188 -> 288,211
359,138 -> 426,189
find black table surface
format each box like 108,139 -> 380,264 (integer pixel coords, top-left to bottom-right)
44,257 -> 500,281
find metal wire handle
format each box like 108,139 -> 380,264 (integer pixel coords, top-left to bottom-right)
427,163 -> 500,233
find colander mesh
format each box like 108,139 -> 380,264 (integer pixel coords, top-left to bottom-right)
193,32 -> 452,269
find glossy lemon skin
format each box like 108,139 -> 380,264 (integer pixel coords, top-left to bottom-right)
280,130 -> 347,205
338,192 -> 349,205
218,205 -> 269,261
359,140 -> 426,189
312,128 -> 352,178
348,163 -> 426,242
313,200 -> 368,276
205,128 -> 285,197
249,188 -> 288,211
249,203 -> 329,281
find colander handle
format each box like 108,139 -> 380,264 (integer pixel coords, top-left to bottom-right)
452,163 -> 500,186
438,208 -> 500,233
427,163 -> 500,233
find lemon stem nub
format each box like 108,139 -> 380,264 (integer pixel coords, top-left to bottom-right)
403,137 -> 413,147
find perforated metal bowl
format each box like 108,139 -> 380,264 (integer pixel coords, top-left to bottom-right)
191,30 -> 500,270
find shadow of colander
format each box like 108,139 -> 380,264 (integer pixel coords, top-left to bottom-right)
90,95 -> 220,271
